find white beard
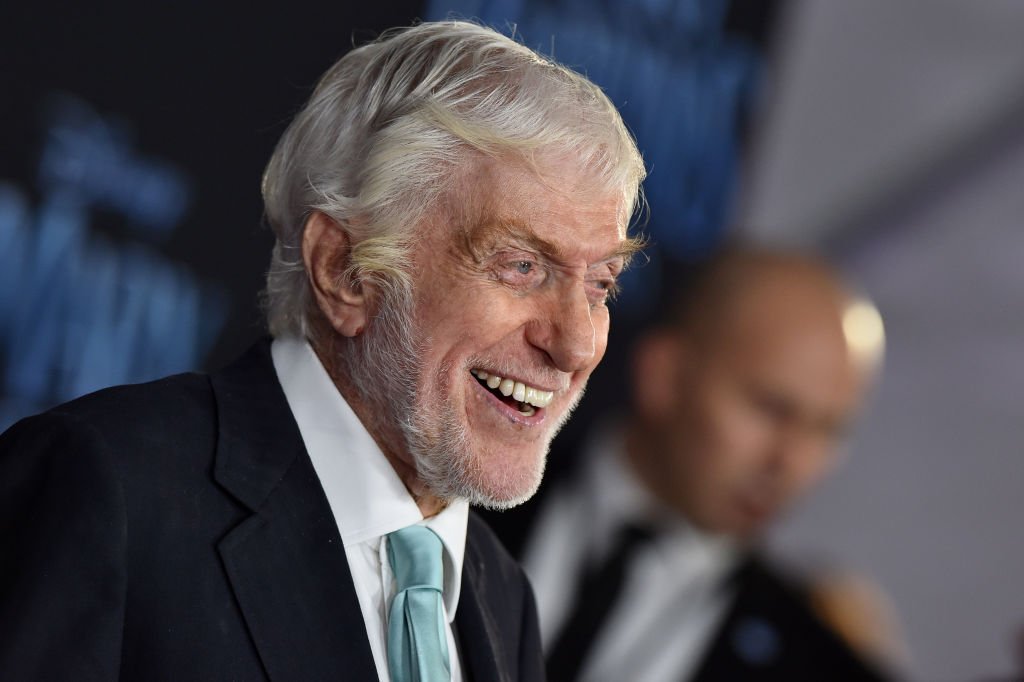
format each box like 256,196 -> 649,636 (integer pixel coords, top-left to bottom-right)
341,284 -> 560,510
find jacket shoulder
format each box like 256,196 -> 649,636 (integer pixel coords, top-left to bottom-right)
47,370 -> 214,436
1,371 -> 218,496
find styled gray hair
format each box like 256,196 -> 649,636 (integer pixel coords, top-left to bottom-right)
261,20 -> 646,337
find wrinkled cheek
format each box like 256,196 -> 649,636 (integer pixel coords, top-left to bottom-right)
593,321 -> 611,365
416,370 -> 462,435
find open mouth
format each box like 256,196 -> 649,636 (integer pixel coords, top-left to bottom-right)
471,369 -> 553,417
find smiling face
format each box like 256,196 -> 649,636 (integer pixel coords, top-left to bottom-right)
367,156 -> 634,509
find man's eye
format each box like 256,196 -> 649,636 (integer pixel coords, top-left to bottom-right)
495,257 -> 545,289
586,278 -> 619,305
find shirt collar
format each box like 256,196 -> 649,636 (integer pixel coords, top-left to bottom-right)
270,335 -> 468,618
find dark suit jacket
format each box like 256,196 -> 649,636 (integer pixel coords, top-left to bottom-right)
0,341 -> 544,681
481,476 -> 891,682
689,556 -> 891,682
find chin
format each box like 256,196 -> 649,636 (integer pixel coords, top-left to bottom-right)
445,442 -> 549,510
405,405 -> 551,510
721,515 -> 768,541
466,450 -> 548,510
442,437 -> 547,510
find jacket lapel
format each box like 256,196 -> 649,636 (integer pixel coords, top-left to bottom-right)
210,341 -> 377,681
454,531 -> 508,682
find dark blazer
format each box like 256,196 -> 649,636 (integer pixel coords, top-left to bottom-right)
0,341 -> 544,682
481,479 -> 891,682
690,556 -> 891,681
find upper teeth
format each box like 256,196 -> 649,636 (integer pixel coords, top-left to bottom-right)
471,369 -> 554,408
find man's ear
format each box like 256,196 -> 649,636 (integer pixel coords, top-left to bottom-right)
302,211 -> 368,337
630,329 -> 688,422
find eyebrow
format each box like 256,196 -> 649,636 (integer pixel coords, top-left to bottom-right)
468,217 -> 646,269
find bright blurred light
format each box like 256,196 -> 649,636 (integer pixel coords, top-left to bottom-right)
843,297 -> 886,371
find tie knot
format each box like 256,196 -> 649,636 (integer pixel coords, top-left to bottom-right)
388,525 -> 444,592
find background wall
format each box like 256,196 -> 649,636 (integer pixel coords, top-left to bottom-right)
740,2 -> 1024,679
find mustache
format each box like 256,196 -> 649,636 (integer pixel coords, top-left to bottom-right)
458,354 -> 571,392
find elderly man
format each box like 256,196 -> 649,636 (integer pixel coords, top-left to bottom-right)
520,249 -> 893,681
0,22 -> 644,681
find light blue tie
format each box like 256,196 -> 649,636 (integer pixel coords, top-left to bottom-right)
386,525 -> 451,682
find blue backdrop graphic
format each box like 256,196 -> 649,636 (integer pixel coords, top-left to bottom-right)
0,2 -> 424,429
0,94 -> 226,428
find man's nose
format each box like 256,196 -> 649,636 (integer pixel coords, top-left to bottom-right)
525,285 -> 599,373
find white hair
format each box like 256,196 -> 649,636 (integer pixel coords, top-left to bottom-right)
261,20 -> 645,337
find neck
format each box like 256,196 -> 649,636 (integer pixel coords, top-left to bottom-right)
309,333 -> 447,519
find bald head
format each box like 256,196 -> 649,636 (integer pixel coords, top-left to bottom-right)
673,251 -> 849,348
628,249 -> 879,538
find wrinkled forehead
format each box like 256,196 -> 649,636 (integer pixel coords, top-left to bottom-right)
448,152 -> 633,237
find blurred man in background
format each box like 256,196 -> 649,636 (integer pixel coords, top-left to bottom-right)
523,248 -> 896,681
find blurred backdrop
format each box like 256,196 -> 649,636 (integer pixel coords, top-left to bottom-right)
1,1 -> 1021,679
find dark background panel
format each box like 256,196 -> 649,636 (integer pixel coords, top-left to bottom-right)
0,1 -> 424,426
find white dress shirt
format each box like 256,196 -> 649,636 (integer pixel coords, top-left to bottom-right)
272,336 -> 467,682
523,425 -> 740,682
